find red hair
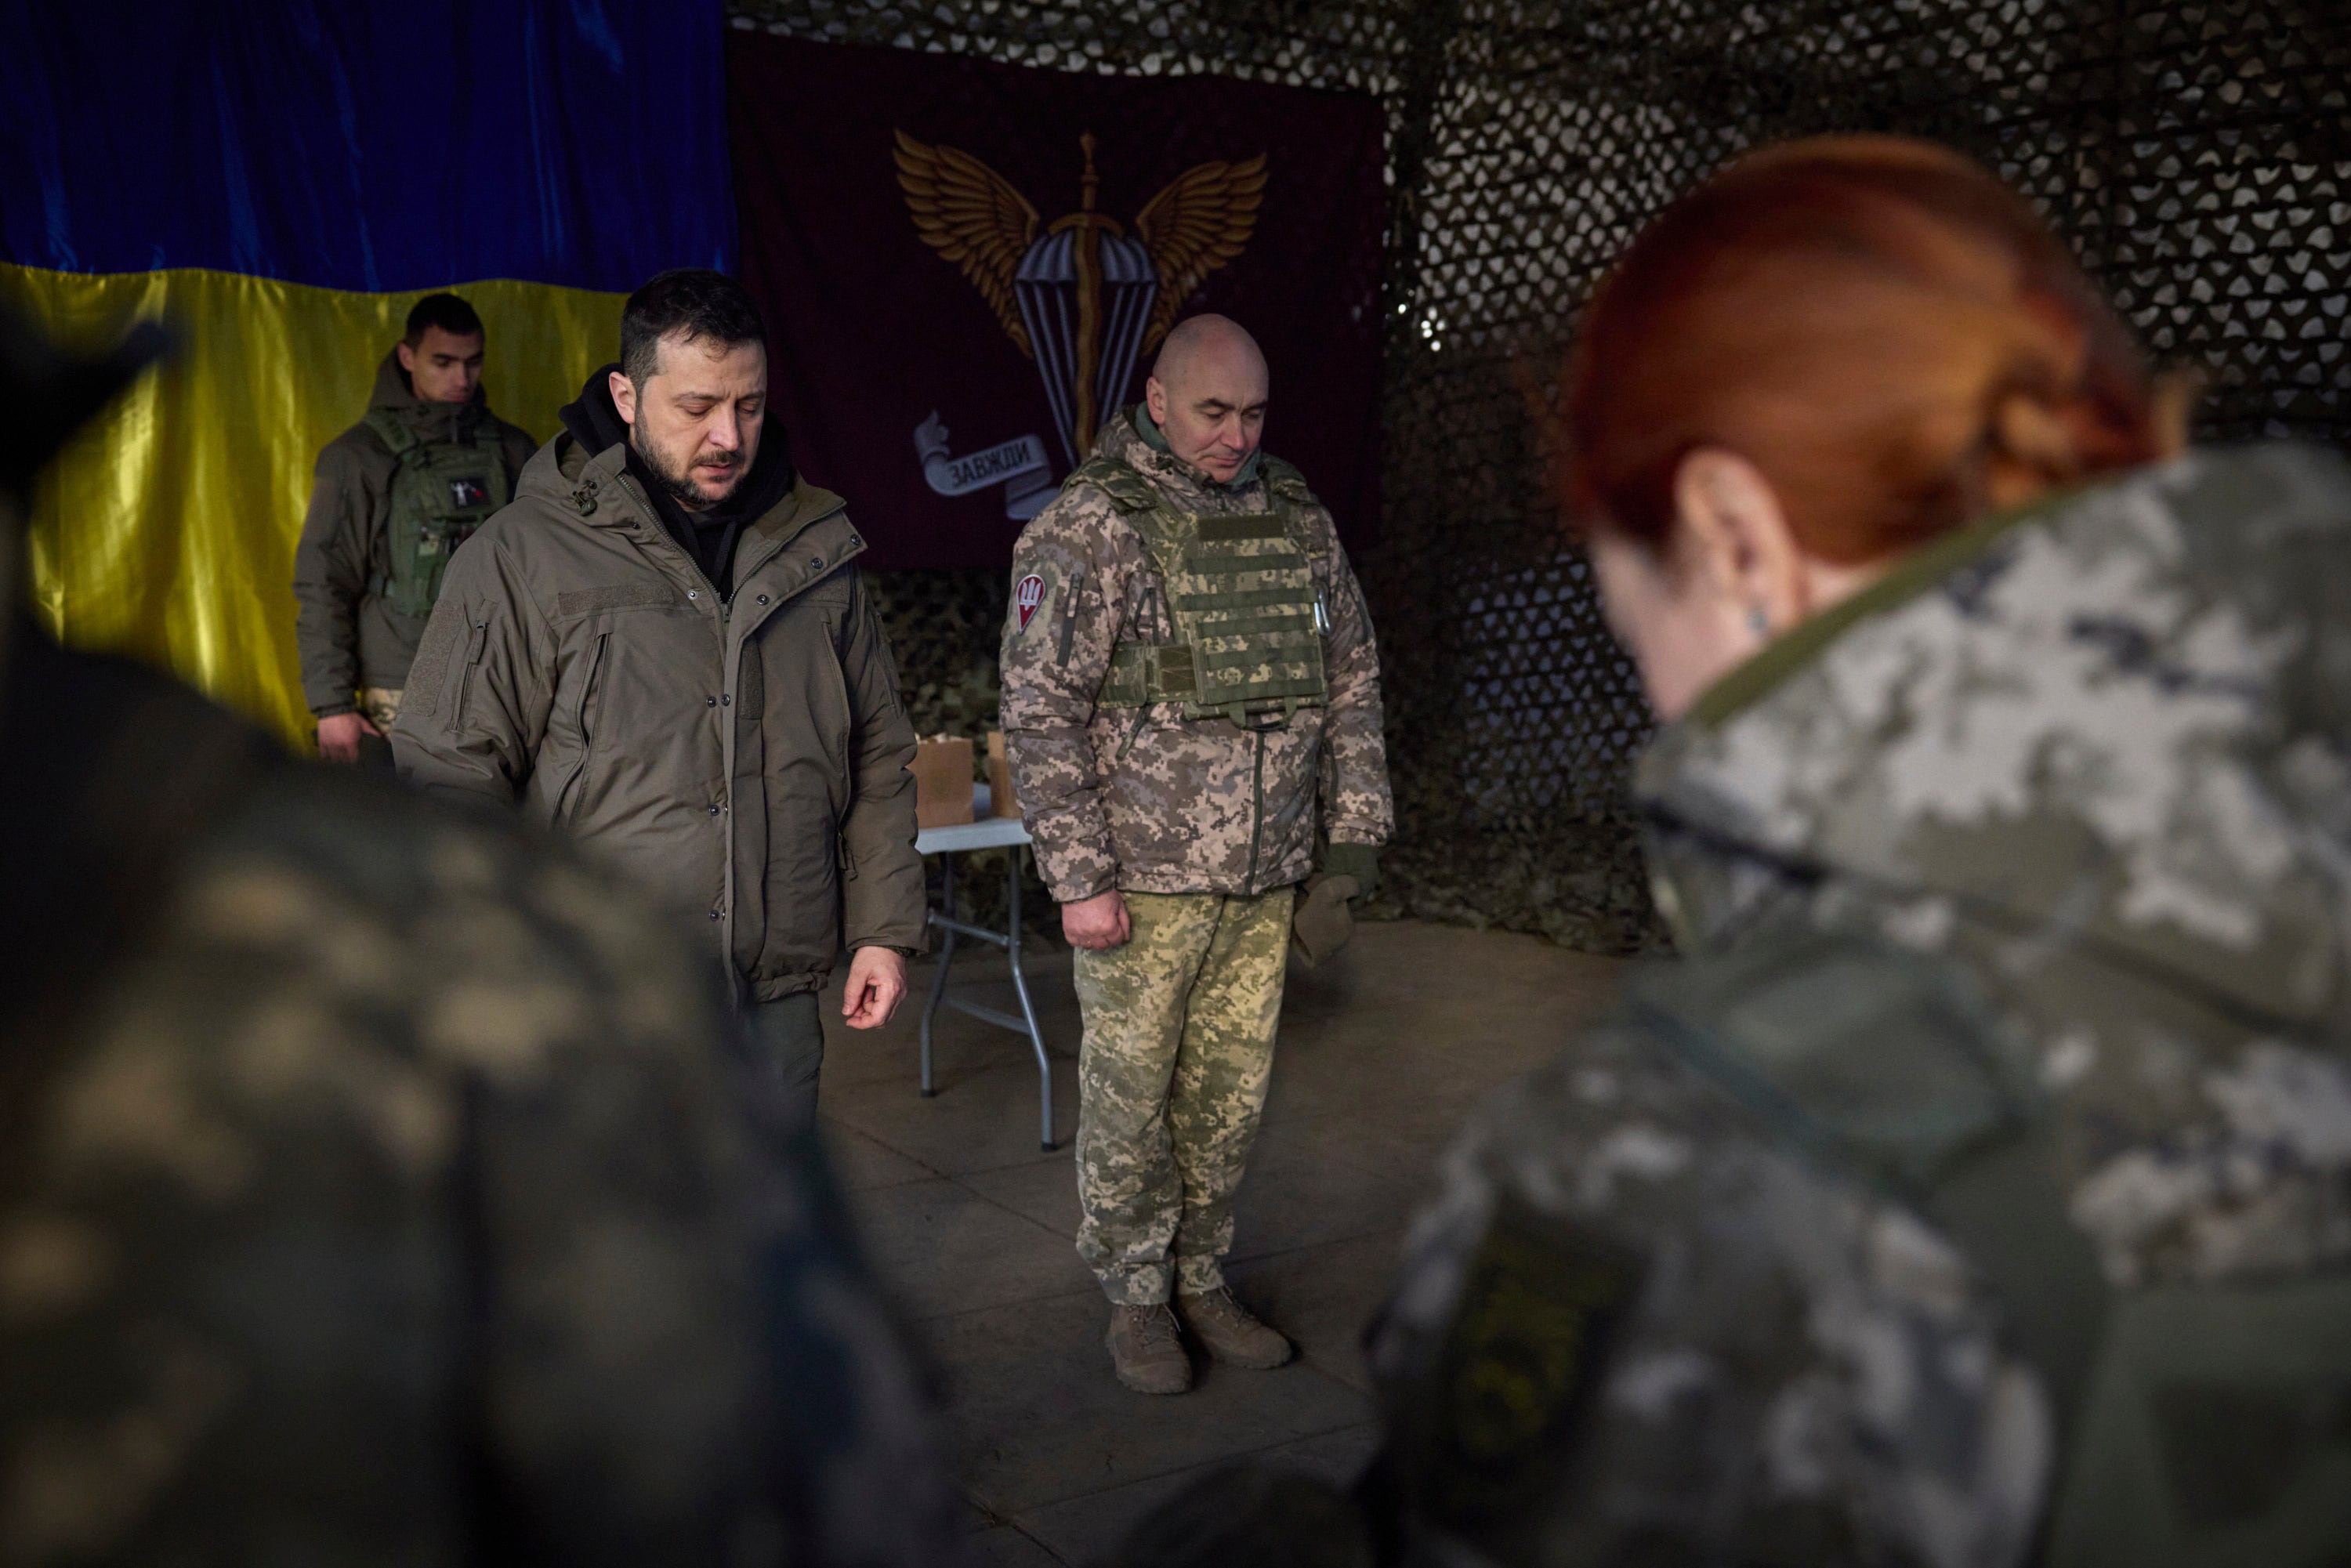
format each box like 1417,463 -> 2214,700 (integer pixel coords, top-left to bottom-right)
1562,136 -> 2169,563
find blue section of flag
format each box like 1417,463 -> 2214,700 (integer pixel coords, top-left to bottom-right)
0,0 -> 733,292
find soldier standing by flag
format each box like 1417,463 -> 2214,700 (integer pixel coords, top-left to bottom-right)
293,292 -> 537,766
1000,313 -> 1393,1394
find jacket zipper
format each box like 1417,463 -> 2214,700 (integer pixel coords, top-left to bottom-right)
599,469 -> 857,993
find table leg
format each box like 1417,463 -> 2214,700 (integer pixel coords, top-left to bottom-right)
1005,846 -> 1053,1150
918,849 -> 958,1097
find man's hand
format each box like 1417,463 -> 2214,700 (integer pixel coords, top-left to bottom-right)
1062,889 -> 1131,951
316,711 -> 382,764
841,946 -> 909,1030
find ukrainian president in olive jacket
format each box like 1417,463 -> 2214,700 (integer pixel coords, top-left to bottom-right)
394,270 -> 924,1123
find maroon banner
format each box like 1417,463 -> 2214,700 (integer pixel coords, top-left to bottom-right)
728,34 -> 1387,569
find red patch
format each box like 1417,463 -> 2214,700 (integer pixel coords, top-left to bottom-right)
1015,574 -> 1045,632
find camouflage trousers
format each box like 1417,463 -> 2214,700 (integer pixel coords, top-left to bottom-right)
1073,887 -> 1295,1305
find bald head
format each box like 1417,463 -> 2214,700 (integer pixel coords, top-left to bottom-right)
1145,313 -> 1269,485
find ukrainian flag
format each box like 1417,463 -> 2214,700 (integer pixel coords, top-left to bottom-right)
0,3 -> 733,744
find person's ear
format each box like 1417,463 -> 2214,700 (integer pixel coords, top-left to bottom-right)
1673,448 -> 1803,635
1144,376 -> 1168,426
396,341 -> 417,375
609,369 -> 638,429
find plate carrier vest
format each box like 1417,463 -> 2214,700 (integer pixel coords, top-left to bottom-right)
1070,449 -> 1332,729
364,407 -> 513,622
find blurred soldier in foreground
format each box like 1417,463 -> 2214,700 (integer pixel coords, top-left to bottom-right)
1002,314 -> 1393,1394
1125,139 -> 2351,1563
293,292 -> 536,765
395,269 -> 924,1128
0,309 -> 964,1566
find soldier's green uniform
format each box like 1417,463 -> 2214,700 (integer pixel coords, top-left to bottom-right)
292,348 -> 536,730
1132,444 -> 2351,1566
1001,406 -> 1393,1309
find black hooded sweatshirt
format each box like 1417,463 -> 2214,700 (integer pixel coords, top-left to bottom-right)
557,364 -> 795,599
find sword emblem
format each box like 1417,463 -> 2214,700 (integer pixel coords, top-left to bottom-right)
896,130 -> 1267,466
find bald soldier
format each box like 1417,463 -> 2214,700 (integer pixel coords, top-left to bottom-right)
1000,316 -> 1393,1393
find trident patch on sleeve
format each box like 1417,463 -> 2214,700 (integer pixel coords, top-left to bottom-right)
1015,573 -> 1045,632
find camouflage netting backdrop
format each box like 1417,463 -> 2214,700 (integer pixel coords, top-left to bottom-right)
732,0 -> 2351,952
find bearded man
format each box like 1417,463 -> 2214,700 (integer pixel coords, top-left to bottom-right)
394,269 -> 923,1127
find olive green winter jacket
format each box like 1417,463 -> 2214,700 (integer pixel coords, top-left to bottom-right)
390,433 -> 925,1001
292,349 -> 537,716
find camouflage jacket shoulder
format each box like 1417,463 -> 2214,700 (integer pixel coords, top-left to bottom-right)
998,411 -> 1393,902
1636,443 -> 2351,1291
1,645 -> 961,1566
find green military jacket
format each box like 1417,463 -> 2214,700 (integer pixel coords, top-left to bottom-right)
1368,446 -> 2351,1566
292,349 -> 537,716
390,432 -> 925,1001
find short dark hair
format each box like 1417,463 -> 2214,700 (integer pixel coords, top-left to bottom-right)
620,269 -> 766,387
404,292 -> 484,346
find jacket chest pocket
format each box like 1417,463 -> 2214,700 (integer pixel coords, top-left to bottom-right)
751,593 -> 855,755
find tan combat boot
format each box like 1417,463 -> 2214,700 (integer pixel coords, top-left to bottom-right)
1106,1303 -> 1193,1395
1175,1287 -> 1294,1369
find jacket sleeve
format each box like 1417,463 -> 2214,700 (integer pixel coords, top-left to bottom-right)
998,493 -> 1132,904
389,531 -> 553,805
291,440 -> 374,718
835,573 -> 926,953
1318,527 -> 1395,846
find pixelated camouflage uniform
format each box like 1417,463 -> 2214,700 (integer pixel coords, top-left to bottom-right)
0,629 -> 965,1567
1002,407 -> 1393,1305
1358,445 -> 2351,1566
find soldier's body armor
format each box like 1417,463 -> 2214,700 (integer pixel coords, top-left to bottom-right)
1071,450 -> 1331,729
364,408 -> 512,621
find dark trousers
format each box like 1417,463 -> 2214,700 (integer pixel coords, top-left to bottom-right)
745,991 -> 826,1130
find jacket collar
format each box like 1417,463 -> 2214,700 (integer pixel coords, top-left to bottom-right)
1105,406 -> 1269,505
1632,444 -> 2351,1030
556,435 -> 850,558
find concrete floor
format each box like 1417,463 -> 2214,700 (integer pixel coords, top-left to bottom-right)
814,916 -> 1625,1567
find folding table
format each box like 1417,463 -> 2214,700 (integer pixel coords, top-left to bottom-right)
915,784 -> 1056,1150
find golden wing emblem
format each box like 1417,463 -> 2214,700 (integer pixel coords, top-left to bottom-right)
894,129 -> 1041,359
1133,153 -> 1268,353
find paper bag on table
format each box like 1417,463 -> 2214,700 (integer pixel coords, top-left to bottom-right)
913,735 -> 975,829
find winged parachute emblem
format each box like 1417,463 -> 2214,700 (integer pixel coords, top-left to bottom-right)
897,129 -> 1266,465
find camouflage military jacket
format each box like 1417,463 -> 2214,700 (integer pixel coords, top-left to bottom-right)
0,632 -> 963,1567
1370,446 -> 2351,1566
999,409 -> 1393,902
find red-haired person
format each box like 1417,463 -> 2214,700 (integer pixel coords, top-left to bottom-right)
1128,138 -> 2351,1566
